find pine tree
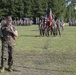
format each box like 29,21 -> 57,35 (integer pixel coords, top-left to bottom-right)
23,0 -> 32,17
0,0 -> 8,18
48,0 -> 66,20
65,0 -> 76,21
14,0 -> 24,18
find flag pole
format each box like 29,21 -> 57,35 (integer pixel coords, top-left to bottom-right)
49,8 -> 52,26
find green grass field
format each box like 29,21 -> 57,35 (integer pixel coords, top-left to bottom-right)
0,25 -> 76,75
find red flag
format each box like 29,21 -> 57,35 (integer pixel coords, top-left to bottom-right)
49,9 -> 52,26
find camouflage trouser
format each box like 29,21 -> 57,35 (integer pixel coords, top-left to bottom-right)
40,28 -> 45,36
57,27 -> 61,35
1,41 -> 14,67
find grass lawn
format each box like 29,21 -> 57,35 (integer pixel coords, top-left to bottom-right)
0,25 -> 76,75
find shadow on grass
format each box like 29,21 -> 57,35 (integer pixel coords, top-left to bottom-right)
0,66 -> 20,72
0,65 -> 76,73
31,30 -> 39,31
15,65 -> 76,73
20,35 -> 40,37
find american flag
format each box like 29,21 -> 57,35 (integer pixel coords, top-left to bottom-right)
49,8 -> 52,26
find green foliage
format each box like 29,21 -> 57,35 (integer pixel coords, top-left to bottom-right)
0,0 -> 75,21
32,0 -> 46,18
48,0 -> 66,19
14,0 -> 24,17
23,0 -> 32,17
65,0 -> 76,21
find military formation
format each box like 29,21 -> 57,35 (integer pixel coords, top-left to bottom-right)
1,18 -> 33,26
39,18 -> 64,37
69,19 -> 76,26
13,18 -> 33,26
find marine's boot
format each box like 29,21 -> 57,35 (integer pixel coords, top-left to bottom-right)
0,67 -> 5,73
8,66 -> 13,72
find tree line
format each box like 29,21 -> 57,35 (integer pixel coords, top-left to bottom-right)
0,0 -> 75,22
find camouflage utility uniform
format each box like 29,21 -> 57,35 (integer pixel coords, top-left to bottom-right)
52,20 -> 57,36
1,24 -> 16,68
56,19 -> 61,36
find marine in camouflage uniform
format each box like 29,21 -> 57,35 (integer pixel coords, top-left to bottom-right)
39,19 -> 45,36
0,16 -> 18,72
52,19 -> 57,36
56,19 -> 61,36
46,20 -> 50,36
